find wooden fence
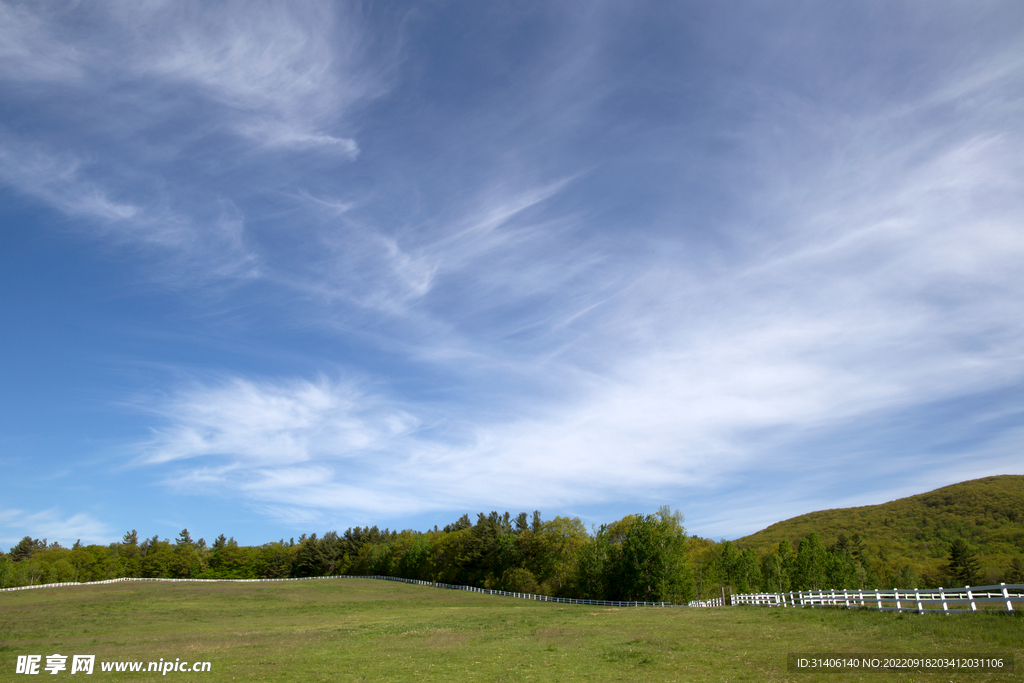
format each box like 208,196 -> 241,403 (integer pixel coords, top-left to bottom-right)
726,583 -> 1022,614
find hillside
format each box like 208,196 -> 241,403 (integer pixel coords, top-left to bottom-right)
735,475 -> 1024,585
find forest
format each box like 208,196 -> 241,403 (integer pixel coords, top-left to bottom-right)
4,502 -> 1022,601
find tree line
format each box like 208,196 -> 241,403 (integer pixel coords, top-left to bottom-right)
3,508 -> 1019,600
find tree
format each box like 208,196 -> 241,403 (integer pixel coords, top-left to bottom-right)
760,552 -> 784,593
9,537 -> 43,562
140,539 -> 174,578
571,531 -> 609,600
735,548 -> 760,593
536,516 -> 589,594
718,541 -> 740,588
827,548 -> 858,589
946,538 -> 981,586
1005,556 -> 1024,584
170,529 -> 204,578
794,533 -> 828,590
0,556 -> 14,588
686,536 -> 722,600
605,510 -> 690,603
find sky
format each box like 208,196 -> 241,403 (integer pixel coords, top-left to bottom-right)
1,1 -> 1022,548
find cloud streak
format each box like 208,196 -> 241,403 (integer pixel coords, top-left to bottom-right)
3,1 -> 1022,539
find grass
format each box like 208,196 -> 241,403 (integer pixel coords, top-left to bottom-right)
1,578 -> 1021,682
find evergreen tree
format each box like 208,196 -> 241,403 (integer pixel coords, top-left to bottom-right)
9,537 -> 42,562
945,538 -> 981,586
1005,556 -> 1024,583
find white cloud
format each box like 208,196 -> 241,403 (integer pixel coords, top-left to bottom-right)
0,1 -> 383,290
130,114 -> 1024,525
141,376 -> 418,466
18,2 -> 1016,531
0,509 -> 112,547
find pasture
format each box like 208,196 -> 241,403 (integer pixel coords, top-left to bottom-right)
1,579 -> 1021,682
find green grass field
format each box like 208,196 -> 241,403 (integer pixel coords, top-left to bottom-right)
2,579 -> 1021,682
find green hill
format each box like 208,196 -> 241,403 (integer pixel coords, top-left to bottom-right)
735,475 -> 1024,586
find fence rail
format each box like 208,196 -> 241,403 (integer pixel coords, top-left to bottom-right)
8,574 -> 1017,613
687,597 -> 723,607
727,584 -> 1023,614
0,574 -> 678,608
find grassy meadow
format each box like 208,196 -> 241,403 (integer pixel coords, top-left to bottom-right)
1,578 -> 1021,682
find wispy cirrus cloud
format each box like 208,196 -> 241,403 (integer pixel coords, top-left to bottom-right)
133,84 -> 1024,530
1,1 -> 377,154
4,1 -> 1022,541
0,2 -> 85,82
124,1 -> 374,155
0,0 -> 386,289
0,130 -> 260,284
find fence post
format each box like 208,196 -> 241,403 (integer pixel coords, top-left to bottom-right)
894,588 -> 901,612
1001,583 -> 1013,612
875,589 -> 882,611
966,586 -> 976,612
915,588 -> 923,613
939,587 -> 948,615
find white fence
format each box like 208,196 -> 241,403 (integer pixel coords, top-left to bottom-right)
11,573 -> 1015,613
687,597 -> 723,607
0,574 -> 678,607
728,583 -> 1023,614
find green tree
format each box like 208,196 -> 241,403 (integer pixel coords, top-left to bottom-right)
571,532 -> 609,600
117,530 -> 141,578
9,537 -> 42,562
206,536 -> 253,579
718,541 -> 740,589
605,509 -> 690,603
945,538 -> 981,586
0,556 -> 14,588
760,551 -> 784,593
252,542 -> 295,578
794,533 -> 828,590
140,538 -> 174,578
395,532 -> 432,581
537,516 -> 589,595
1005,556 -> 1024,583
686,536 -> 722,600
170,529 -> 204,578
735,548 -> 760,593
498,566 -> 539,593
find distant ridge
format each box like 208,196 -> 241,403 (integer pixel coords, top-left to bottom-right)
735,475 -> 1024,584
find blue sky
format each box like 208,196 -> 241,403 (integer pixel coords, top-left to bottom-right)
2,1 -> 1022,547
